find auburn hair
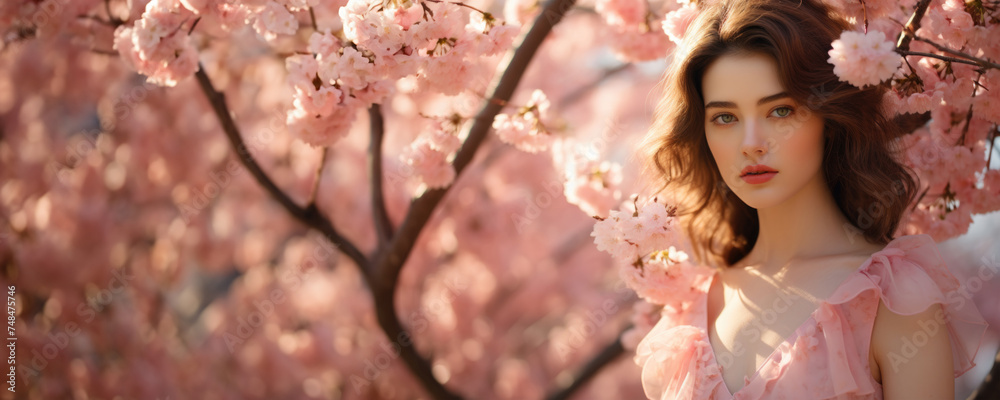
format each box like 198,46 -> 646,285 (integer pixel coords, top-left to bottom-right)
643,0 -> 918,268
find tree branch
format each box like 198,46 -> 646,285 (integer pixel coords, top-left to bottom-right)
897,50 -> 983,67
307,147 -> 328,207
896,0 -> 932,51
367,0 -> 581,397
545,326 -> 629,400
912,36 -> 1000,70
193,64 -> 370,275
369,104 -> 394,248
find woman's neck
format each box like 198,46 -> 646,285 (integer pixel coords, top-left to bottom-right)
743,173 -> 867,271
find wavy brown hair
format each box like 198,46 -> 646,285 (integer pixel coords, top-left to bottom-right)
643,0 -> 918,268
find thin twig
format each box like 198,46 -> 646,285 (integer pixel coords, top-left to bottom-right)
957,71 -> 985,146
985,127 -> 998,169
369,104 -> 393,247
545,327 -> 630,400
368,0 -> 581,397
424,0 -> 489,16
104,0 -> 124,26
308,7 -> 319,31
192,64 -> 370,274
188,17 -> 201,35
859,0 -> 869,33
897,50 -> 982,67
912,36 -> 1000,70
307,147 -> 328,207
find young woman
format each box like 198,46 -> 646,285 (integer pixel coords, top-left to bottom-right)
635,0 -> 989,398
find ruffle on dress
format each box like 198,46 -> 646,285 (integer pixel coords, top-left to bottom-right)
634,234 -> 990,400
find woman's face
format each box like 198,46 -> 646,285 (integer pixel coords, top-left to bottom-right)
701,52 -> 826,210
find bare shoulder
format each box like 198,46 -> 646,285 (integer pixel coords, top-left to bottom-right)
871,299 -> 954,399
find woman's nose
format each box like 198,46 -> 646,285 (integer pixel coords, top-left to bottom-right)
741,119 -> 768,157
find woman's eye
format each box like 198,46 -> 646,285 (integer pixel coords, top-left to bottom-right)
713,114 -> 736,124
771,106 -> 793,118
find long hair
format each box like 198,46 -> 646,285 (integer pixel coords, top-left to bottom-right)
643,0 -> 918,267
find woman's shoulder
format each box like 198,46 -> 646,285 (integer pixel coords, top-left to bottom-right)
830,233 -> 990,379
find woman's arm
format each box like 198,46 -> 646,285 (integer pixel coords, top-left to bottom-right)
872,300 -> 955,399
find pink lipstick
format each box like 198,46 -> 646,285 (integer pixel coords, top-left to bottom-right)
740,164 -> 778,184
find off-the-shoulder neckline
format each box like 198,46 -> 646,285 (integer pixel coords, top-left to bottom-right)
703,234 -> 929,397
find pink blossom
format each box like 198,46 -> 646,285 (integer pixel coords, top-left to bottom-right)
285,54 -> 320,91
828,30 -> 901,88
493,89 -> 555,153
286,104 -> 356,146
252,1 -> 298,41
401,137 -> 455,189
595,0 -> 647,28
563,160 -> 622,218
662,3 -> 698,44
113,22 -> 200,87
308,29 -> 341,56
466,13 -> 520,56
320,47 -> 375,91
292,85 -> 342,117
620,247 -> 703,305
426,122 -> 463,154
351,79 -> 395,105
971,70 -> 1000,124
590,198 -> 677,265
503,0 -> 541,26
607,22 -> 673,62
922,0 -> 975,49
591,209 -> 638,261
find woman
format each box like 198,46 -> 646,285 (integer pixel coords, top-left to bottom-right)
635,0 -> 989,398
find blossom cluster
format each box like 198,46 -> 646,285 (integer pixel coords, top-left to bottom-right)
284,0 -> 518,146
827,30 -> 900,88
591,200 -> 702,305
493,89 -> 555,153
113,0 -> 199,87
562,157 -> 622,218
400,118 -> 463,190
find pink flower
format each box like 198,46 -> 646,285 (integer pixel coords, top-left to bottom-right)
113,20 -> 200,87
607,22 -> 673,62
308,30 -> 341,56
828,30 -> 901,88
252,1 -> 298,41
595,0 -> 647,28
286,104 -> 356,147
320,47 -> 374,91
503,0 -> 541,26
563,160 -> 622,218
291,85 -> 342,117
286,54 -> 320,91
620,247 -> 701,305
662,3 -> 698,44
591,209 -> 638,261
466,13 -> 520,56
401,138 -> 455,189
493,89 -> 555,153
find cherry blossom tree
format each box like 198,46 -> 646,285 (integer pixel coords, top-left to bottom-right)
0,0 -> 997,399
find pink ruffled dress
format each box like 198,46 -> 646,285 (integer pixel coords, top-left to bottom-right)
635,234 -> 990,400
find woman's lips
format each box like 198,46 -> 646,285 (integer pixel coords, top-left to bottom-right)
741,171 -> 777,184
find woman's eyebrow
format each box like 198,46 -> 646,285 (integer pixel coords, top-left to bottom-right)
704,91 -> 791,109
